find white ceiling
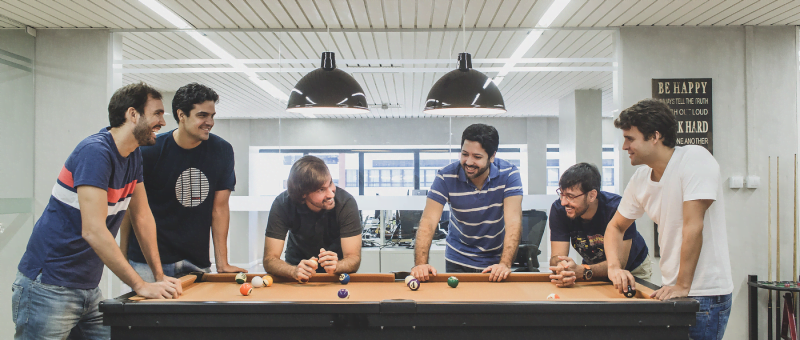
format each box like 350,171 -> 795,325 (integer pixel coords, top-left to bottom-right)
1,0 -> 798,119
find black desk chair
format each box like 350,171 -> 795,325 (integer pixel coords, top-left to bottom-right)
512,210 -> 548,272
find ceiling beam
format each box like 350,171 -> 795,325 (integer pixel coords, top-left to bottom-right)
104,27 -> 617,33
118,66 -> 613,74
118,58 -> 614,65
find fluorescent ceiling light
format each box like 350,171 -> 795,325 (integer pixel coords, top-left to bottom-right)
493,0 -> 570,86
139,0 -> 288,102
423,107 -> 507,116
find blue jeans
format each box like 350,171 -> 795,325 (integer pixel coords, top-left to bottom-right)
129,259 -> 211,282
689,293 -> 732,340
11,271 -> 109,340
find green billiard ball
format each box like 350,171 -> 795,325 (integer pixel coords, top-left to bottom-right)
447,276 -> 459,288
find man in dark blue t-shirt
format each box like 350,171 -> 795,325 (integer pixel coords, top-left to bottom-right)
548,163 -> 650,287
120,83 -> 246,281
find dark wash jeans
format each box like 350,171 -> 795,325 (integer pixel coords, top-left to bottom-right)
689,293 -> 732,340
445,260 -> 484,273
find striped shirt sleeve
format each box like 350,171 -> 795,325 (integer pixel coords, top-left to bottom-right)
503,165 -> 523,197
426,169 -> 450,205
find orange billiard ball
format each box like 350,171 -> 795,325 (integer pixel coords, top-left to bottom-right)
546,293 -> 560,300
240,283 -> 253,296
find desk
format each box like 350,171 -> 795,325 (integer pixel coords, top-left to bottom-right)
101,272 -> 698,339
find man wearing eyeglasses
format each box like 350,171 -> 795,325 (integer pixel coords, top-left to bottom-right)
548,163 -> 651,288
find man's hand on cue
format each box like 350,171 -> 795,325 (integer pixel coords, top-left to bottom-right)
318,248 -> 338,274
482,263 -> 511,282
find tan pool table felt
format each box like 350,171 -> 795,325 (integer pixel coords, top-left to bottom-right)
130,273 -> 655,302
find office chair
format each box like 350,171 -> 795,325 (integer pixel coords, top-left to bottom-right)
512,210 -> 548,272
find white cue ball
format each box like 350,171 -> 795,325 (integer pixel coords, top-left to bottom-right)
251,276 -> 264,288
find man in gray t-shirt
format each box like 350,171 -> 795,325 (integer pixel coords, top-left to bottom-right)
263,156 -> 362,282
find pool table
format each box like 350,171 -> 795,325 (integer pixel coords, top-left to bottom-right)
100,272 -> 698,339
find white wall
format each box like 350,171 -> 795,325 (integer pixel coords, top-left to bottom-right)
0,29 -> 35,337
620,26 -> 798,340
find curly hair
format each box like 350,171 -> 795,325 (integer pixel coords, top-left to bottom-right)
614,99 -> 678,148
461,124 -> 499,156
108,82 -> 162,128
559,163 -> 601,194
172,83 -> 219,123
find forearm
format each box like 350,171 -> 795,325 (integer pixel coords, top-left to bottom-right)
676,222 -> 703,289
499,226 -> 520,267
263,256 -> 298,279
84,226 -> 146,291
336,255 -> 361,274
605,227 -> 625,270
414,222 -> 435,265
211,210 -> 231,267
588,262 -> 608,279
118,213 -> 131,261
132,214 -> 164,281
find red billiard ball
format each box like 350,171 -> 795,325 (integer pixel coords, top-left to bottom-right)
546,293 -> 560,300
240,283 -> 253,296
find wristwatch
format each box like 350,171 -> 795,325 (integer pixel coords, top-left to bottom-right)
582,264 -> 593,280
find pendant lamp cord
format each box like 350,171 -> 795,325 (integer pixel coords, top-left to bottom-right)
462,0 -> 466,51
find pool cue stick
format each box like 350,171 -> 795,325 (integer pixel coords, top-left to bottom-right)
770,156 -> 774,340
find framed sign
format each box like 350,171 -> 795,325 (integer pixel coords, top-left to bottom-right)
651,78 -> 713,154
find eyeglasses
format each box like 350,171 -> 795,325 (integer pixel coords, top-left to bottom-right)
556,188 -> 587,202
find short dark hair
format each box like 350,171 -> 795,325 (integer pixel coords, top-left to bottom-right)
614,99 -> 678,148
172,83 -> 219,123
108,82 -> 162,128
287,155 -> 331,204
461,124 -> 499,157
559,163 -> 601,194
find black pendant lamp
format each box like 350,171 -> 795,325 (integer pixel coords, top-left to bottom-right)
424,52 -> 506,115
286,52 -> 369,115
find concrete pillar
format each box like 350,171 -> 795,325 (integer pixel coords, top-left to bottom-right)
558,90 -> 603,172
526,118 -> 548,194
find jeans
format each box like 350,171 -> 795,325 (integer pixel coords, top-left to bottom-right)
689,293 -> 733,340
445,260 -> 484,273
129,259 -> 211,282
11,271 -> 109,340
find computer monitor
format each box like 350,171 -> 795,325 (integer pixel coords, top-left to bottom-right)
398,210 -> 423,239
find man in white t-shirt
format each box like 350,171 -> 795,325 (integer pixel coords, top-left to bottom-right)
604,99 -> 733,340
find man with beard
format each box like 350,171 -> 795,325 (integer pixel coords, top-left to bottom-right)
412,124 -> 523,282
547,163 -> 650,288
119,83 -> 245,281
263,155 -> 362,281
13,82 -> 182,339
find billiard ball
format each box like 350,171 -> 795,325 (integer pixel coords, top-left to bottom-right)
404,275 -> 415,285
407,278 -> 420,291
624,285 -> 635,298
240,283 -> 253,296
235,272 -> 247,284
546,293 -> 560,300
251,276 -> 264,288
339,273 -> 350,285
447,276 -> 459,288
338,289 -> 350,299
263,275 -> 273,287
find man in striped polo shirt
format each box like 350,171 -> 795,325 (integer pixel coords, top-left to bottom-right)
13,83 -> 182,339
412,124 -> 523,282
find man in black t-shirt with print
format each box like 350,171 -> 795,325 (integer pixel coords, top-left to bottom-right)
263,155 -> 362,282
120,83 -> 247,280
548,163 -> 651,287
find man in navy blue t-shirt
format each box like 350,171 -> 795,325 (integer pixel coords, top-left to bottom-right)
13,83 -> 182,339
548,163 -> 651,287
120,83 -> 245,280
